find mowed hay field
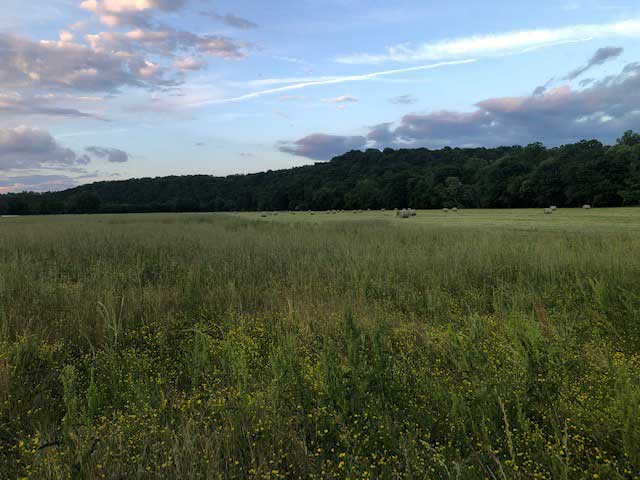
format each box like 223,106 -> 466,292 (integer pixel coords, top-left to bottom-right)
1,210 -> 639,479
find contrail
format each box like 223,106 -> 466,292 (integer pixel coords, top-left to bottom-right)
190,59 -> 477,106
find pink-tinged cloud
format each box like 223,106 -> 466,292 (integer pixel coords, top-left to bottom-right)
81,0 -> 188,26
366,60 -> 640,148
283,54 -> 640,154
0,33 -> 176,92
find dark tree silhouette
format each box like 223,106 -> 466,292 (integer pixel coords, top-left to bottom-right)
1,132 -> 639,215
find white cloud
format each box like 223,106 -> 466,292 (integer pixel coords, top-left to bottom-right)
191,59 -> 475,106
337,19 -> 640,64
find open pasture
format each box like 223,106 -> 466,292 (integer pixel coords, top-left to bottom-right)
1,210 -> 639,479
241,207 -> 640,233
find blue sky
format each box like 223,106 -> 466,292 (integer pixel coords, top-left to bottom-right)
1,0 -> 640,192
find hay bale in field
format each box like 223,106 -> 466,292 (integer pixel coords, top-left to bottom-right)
260,212 -> 268,217
442,208 -> 449,213
452,207 -> 458,213
583,204 -> 592,209
399,209 -> 411,219
409,208 -> 417,216
544,208 -> 553,214
550,206 -> 557,211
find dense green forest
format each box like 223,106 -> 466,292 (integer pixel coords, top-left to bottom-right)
2,131 -> 640,215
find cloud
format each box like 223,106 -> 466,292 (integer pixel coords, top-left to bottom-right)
321,95 -> 358,103
0,174 -> 83,193
191,59 -> 475,105
80,0 -> 189,27
565,46 -> 624,80
174,57 -> 205,71
59,30 -> 74,43
86,146 -> 130,163
336,19 -> 640,64
197,35 -> 248,59
277,133 -> 366,160
201,11 -> 258,30
86,29 -> 248,60
363,62 -> 640,148
390,94 -> 418,105
0,33 -> 175,93
367,122 -> 396,145
0,126 -> 91,170
0,92 -> 99,118
532,79 -> 553,96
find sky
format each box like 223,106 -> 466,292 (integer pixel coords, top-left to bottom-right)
1,0 -> 640,193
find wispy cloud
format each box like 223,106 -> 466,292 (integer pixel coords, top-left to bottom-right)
200,11 -> 258,30
321,95 -> 358,103
336,19 -> 640,64
190,59 -> 476,106
390,94 -> 418,105
565,46 -> 624,80
86,146 -> 129,163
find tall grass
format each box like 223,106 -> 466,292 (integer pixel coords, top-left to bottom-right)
0,212 -> 639,479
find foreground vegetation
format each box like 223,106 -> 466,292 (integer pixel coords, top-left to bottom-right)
1,210 -> 639,479
2,131 -> 640,215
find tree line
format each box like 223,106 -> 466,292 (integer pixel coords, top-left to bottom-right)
2,131 -> 640,215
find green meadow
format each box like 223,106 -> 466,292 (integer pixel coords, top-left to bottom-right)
1,209 -> 639,479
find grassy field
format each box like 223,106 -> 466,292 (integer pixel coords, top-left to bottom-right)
1,209 -> 639,479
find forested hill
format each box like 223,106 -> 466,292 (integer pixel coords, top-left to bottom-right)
2,131 -> 640,215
